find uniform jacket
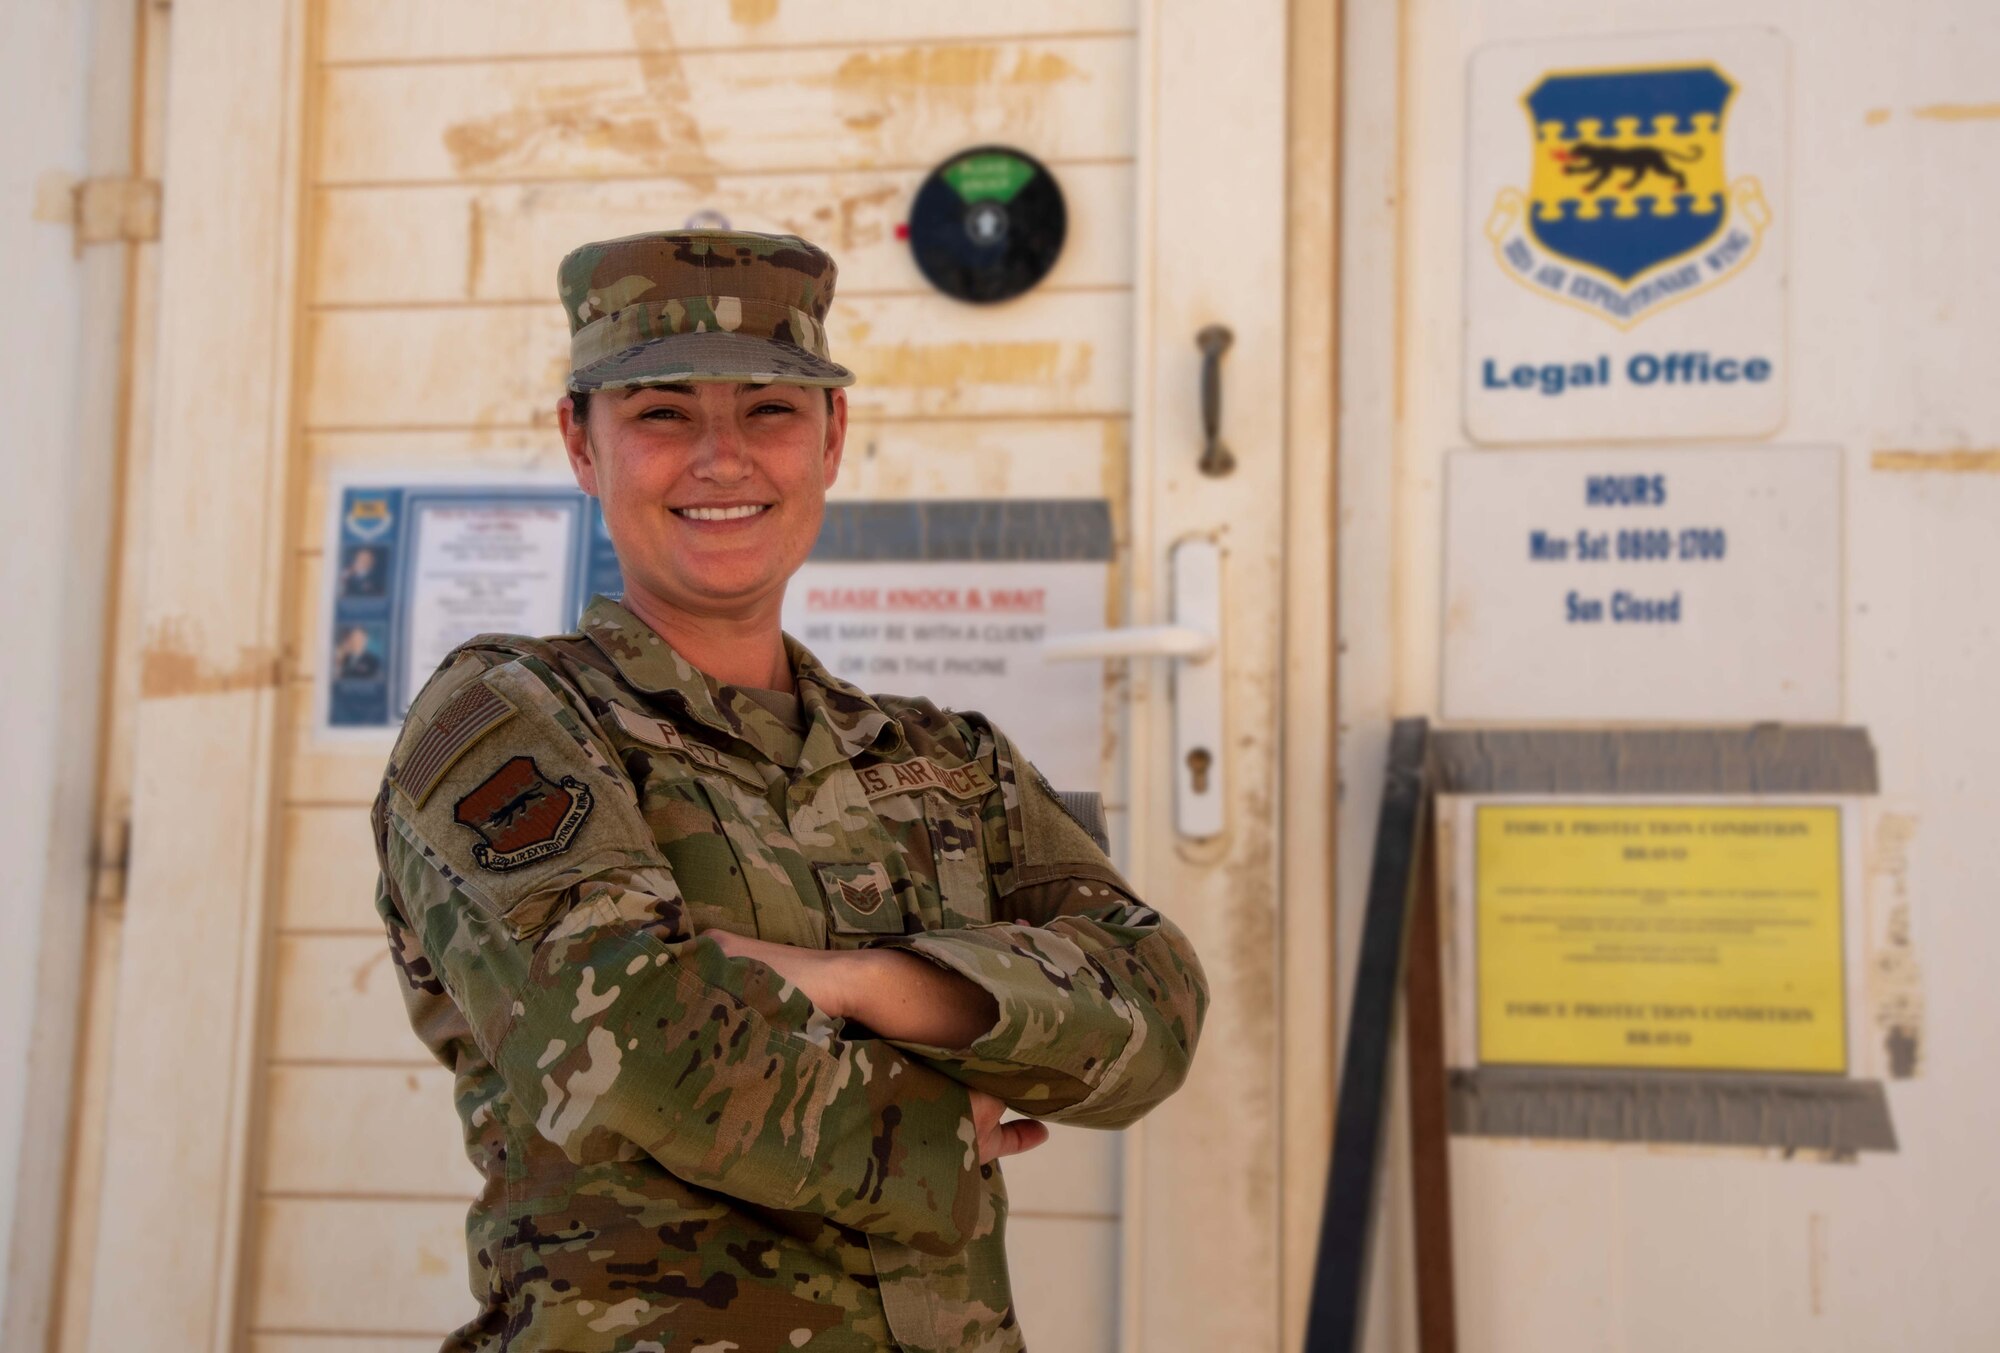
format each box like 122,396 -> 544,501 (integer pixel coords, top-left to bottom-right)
371,595 -> 1209,1351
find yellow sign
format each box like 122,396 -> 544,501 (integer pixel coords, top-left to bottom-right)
1477,804 -> 1846,1073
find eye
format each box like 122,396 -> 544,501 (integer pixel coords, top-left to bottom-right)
638,404 -> 689,421
750,400 -> 797,416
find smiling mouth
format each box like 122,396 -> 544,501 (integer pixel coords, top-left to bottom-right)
673,504 -> 771,522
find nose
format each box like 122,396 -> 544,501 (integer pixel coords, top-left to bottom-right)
690,414 -> 752,484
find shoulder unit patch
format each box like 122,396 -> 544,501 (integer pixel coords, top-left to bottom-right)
453,756 -> 593,872
393,679 -> 516,808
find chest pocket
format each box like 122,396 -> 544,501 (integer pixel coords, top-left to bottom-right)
604,703 -> 828,946
924,796 -> 993,928
854,756 -> 996,930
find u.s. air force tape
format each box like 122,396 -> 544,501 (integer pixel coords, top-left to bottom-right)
855,757 -> 994,801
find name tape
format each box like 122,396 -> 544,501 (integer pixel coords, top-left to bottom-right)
609,704 -> 749,779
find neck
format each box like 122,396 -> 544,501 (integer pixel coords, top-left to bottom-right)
619,585 -> 794,692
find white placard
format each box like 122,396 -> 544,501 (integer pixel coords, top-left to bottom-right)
1442,447 -> 1841,722
402,502 -> 576,701
1463,29 -> 1789,444
781,560 -> 1109,792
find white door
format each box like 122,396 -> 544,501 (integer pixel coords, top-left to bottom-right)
65,3 -> 1312,1350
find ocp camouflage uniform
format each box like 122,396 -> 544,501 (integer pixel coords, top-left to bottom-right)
372,595 -> 1209,1351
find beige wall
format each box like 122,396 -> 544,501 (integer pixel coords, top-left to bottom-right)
0,0 -> 141,1347
1341,1 -> 2000,1348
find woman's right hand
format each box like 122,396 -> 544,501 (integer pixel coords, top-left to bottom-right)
970,1090 -> 1050,1164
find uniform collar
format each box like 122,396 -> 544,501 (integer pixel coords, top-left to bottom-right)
579,594 -> 904,768
784,632 -> 907,773
578,594 -> 736,738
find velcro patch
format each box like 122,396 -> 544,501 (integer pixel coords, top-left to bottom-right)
453,755 -> 593,872
610,702 -> 691,753
855,757 -> 995,802
393,680 -> 516,808
609,704 -> 759,784
814,860 -> 902,935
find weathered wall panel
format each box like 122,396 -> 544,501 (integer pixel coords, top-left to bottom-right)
305,292 -> 1132,427
317,41 -> 1134,184
313,164 -> 1136,303
321,0 -> 1138,65
252,1340 -> 437,1353
268,935 -> 426,1064
277,806 -> 380,929
260,1066 -> 474,1197
1344,1 -> 2000,1348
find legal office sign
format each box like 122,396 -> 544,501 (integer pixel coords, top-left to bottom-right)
1463,29 -> 1790,443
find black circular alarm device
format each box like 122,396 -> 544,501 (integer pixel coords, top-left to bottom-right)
907,146 -> 1067,304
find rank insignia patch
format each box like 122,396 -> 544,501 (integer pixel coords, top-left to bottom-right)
814,860 -> 902,935
454,756 -> 593,872
838,876 -> 884,916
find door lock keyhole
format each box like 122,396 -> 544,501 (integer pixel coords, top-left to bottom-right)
1185,747 -> 1213,795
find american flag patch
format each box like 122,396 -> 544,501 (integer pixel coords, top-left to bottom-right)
393,680 -> 516,809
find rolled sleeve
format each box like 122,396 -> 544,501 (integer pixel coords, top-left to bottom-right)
875,726 -> 1209,1129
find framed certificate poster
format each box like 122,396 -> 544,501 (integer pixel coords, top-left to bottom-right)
317,469 -> 623,736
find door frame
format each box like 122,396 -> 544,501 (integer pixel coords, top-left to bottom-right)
1124,2 -> 1341,1348
74,1 -> 312,1348
1280,1 -> 1344,1346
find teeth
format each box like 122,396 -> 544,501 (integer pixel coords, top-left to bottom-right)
676,504 -> 769,521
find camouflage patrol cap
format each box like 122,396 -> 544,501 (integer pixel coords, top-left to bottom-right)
557,229 -> 855,392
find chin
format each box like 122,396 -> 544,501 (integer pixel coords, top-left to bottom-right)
674,571 -> 788,610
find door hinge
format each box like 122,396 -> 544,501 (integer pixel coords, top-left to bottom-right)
91,816 -> 134,910
72,177 -> 162,249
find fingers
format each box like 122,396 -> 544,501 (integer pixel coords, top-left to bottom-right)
968,1089 -> 1004,1133
969,1089 -> 1049,1162
973,1109 -> 1050,1164
994,1119 -> 1051,1159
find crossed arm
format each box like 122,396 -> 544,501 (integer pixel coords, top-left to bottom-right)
707,931 -> 1051,1163
378,653 -> 1203,1255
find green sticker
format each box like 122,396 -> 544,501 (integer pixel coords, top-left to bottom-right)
942,152 -> 1038,205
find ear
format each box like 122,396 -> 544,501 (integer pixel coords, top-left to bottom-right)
558,393 -> 601,497
821,387 -> 848,487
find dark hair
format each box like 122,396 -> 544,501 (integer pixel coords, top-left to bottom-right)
567,386 -> 834,425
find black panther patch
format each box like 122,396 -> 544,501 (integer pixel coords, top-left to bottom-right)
454,755 -> 593,872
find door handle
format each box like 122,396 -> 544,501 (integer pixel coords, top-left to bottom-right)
1042,538 -> 1225,839
1197,324 -> 1236,478
1040,624 -> 1215,662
